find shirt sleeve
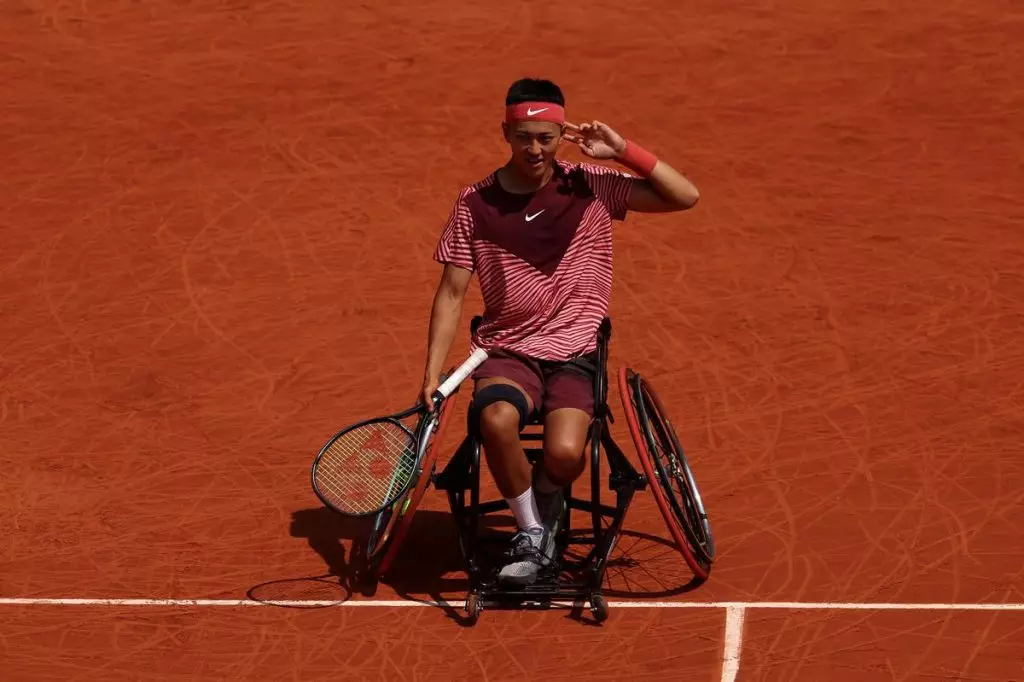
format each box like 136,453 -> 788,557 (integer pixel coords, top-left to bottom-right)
582,163 -> 635,221
433,190 -> 475,272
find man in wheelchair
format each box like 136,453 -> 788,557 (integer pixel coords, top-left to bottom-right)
461,347 -> 600,584
419,77 -> 700,585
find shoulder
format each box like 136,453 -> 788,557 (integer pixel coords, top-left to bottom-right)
445,173 -> 500,220
442,173 -> 499,234
455,171 -> 499,200
556,160 -> 634,184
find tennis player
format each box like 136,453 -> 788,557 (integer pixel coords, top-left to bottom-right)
421,78 -> 700,585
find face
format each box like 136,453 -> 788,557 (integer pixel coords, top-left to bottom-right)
503,121 -> 563,178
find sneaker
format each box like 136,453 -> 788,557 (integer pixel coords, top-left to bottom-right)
496,527 -> 554,585
535,487 -> 566,538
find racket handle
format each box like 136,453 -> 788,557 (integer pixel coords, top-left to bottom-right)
434,347 -> 489,400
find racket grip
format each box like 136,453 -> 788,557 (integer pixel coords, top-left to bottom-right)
434,347 -> 488,400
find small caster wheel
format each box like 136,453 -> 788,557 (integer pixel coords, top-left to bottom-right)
354,568 -> 379,597
591,594 -> 608,623
465,592 -> 482,625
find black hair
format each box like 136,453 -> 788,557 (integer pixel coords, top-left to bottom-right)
505,78 -> 565,107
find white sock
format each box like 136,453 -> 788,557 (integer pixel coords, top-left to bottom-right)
534,468 -> 562,494
506,487 -> 543,532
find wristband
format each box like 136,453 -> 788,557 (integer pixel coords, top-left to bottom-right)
618,140 -> 658,177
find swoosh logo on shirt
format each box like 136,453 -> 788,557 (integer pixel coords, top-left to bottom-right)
525,210 -> 545,222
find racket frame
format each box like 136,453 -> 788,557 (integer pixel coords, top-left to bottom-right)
369,385 -> 460,575
366,407 -> 442,557
311,348 -> 488,519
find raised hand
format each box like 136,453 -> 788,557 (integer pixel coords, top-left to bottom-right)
562,120 -> 627,160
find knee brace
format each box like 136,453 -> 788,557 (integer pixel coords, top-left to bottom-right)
468,384 -> 531,436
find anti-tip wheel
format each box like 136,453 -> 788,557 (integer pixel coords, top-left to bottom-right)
591,594 -> 609,623
356,567 -> 379,597
465,592 -> 482,625
359,577 -> 378,597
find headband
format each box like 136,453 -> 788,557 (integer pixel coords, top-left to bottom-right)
505,101 -> 565,125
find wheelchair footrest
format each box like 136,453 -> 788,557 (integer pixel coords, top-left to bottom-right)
476,570 -> 595,600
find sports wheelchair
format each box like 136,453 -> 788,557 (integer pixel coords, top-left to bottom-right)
361,316 -> 715,624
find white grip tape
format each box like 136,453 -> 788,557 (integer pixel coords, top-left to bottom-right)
435,348 -> 489,399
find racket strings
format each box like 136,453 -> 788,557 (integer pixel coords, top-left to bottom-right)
316,421 -> 419,514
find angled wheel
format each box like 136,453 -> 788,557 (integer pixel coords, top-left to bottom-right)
618,367 -> 715,581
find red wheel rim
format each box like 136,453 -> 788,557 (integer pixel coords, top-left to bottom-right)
617,366 -> 712,581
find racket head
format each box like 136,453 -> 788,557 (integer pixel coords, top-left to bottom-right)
372,388 -> 460,578
618,367 -> 715,580
311,407 -> 427,518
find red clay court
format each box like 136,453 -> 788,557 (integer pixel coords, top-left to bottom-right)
2,0 -> 1022,679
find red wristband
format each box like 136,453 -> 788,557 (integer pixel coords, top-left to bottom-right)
618,140 -> 658,177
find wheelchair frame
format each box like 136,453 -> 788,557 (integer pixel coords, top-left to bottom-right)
432,316 -> 647,623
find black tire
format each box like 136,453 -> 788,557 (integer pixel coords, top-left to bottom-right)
357,571 -> 378,598
620,368 -> 715,579
591,594 -> 609,623
639,376 -> 716,567
465,592 -> 482,625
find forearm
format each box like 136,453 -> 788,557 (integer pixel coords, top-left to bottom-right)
423,287 -> 463,382
619,140 -> 700,208
644,158 -> 700,207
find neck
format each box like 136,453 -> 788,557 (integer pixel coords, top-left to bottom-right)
498,159 -> 555,194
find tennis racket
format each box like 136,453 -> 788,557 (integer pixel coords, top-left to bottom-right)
365,384 -> 459,574
311,348 -> 488,518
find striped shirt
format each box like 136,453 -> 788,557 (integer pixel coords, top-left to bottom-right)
434,159 -> 634,361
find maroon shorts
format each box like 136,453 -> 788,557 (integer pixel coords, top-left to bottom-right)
472,348 -> 597,419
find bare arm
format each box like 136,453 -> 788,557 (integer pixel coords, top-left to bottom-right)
562,120 -> 700,213
422,264 -> 473,398
625,159 -> 700,213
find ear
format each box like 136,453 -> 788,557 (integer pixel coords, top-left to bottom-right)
501,122 -> 510,142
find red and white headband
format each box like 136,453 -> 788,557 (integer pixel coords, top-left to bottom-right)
504,101 -> 565,125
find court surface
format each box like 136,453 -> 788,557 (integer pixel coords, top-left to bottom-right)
2,0 -> 1022,679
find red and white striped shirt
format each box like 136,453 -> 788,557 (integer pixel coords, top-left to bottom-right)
434,160 -> 633,361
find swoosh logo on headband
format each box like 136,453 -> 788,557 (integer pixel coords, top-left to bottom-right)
526,107 -> 549,116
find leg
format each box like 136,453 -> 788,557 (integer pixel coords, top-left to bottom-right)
471,353 -> 547,530
540,408 -> 591,486
533,363 -> 596,532
470,352 -> 553,586
475,376 -> 535,500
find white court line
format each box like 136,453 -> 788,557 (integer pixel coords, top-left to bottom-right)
4,598 -> 1021,682
0,598 -> 420,607
617,601 -> 1024,611
2,598 -> 1024,610
721,606 -> 745,682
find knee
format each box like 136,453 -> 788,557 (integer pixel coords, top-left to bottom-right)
478,402 -> 522,443
472,383 -> 531,443
544,436 -> 587,472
